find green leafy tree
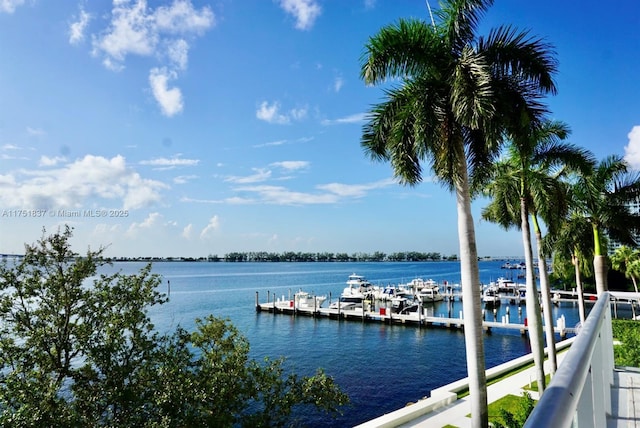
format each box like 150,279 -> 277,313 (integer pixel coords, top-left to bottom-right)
0,227 -> 348,427
359,1 -> 557,425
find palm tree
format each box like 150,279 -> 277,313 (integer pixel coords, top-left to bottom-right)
359,1 -> 558,425
544,211 -> 594,324
481,120 -> 592,383
610,245 -> 640,293
571,155 -> 640,295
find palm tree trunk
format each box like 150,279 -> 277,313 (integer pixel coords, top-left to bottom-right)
532,214 -> 557,374
592,225 -> 608,295
632,276 -> 639,294
455,158 -> 488,428
521,198 -> 546,393
593,255 -> 608,296
573,252 -> 586,324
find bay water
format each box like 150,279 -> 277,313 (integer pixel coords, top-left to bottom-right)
105,260 -> 609,427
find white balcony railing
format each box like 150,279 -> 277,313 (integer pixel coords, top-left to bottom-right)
524,291 -> 614,428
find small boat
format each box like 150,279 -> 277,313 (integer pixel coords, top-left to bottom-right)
329,274 -> 372,310
482,285 -> 501,306
346,273 -> 372,289
294,290 -> 326,309
415,283 -> 444,303
328,293 -> 365,310
387,296 -> 422,315
374,284 -> 412,301
273,290 -> 326,310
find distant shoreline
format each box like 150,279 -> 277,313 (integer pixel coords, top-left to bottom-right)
1,253 -> 525,263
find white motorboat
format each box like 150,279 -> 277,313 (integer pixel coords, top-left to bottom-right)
329,274 -> 372,309
346,273 -> 372,288
482,285 -> 501,306
390,296 -> 408,313
274,290 -> 326,310
294,290 -> 326,308
374,284 -> 412,301
328,294 -> 365,310
415,283 -> 444,303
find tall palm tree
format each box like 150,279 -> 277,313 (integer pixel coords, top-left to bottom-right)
572,155 -> 640,295
481,120 -> 592,384
544,211 -> 594,324
359,1 -> 558,425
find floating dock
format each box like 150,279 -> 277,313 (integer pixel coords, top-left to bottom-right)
255,291 -> 573,338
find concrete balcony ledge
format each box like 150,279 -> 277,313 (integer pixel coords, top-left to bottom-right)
354,391 -> 457,428
355,337 -> 575,428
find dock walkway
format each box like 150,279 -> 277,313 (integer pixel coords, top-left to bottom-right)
256,298 -> 573,337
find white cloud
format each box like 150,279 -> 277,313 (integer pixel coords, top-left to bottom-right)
278,0 -> 321,30
0,154 -> 167,210
0,174 -> 16,185
333,76 -> 344,92
85,0 -> 214,114
225,168 -> 272,184
149,67 -> 183,116
182,223 -> 193,239
270,161 -> 309,171
253,139 -> 287,148
127,212 -> 162,236
256,101 -> 307,124
173,174 -> 197,184
317,178 -> 395,197
92,0 -> 156,67
154,0 -> 214,34
2,144 -> 20,150
289,106 -> 307,120
0,0 -> 25,14
233,184 -> 339,205
69,9 -> 91,45
39,155 -> 67,167
26,127 -> 45,137
228,178 -> 397,206
256,101 -> 289,124
624,125 -> 640,171
167,38 -> 189,69
140,156 -> 199,167
200,215 -> 220,239
91,0 -> 214,66
321,113 -> 367,125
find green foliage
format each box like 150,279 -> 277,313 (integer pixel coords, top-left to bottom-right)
0,227 -> 349,427
489,392 -> 535,428
612,319 -> 640,367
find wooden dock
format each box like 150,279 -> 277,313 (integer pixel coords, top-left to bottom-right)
255,292 -> 573,337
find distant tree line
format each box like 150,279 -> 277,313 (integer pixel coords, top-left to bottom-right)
211,251 -> 457,262
111,252 -> 458,262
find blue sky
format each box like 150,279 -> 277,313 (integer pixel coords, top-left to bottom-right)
1,0 -> 639,258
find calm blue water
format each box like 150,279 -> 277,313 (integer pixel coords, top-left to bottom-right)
102,261 -> 627,427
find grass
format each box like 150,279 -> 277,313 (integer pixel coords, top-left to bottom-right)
457,361 -> 536,398
523,373 -> 551,392
456,346 -> 570,398
487,393 -> 537,427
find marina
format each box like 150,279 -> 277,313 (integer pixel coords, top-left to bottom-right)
103,260 -> 638,427
255,290 -> 574,338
